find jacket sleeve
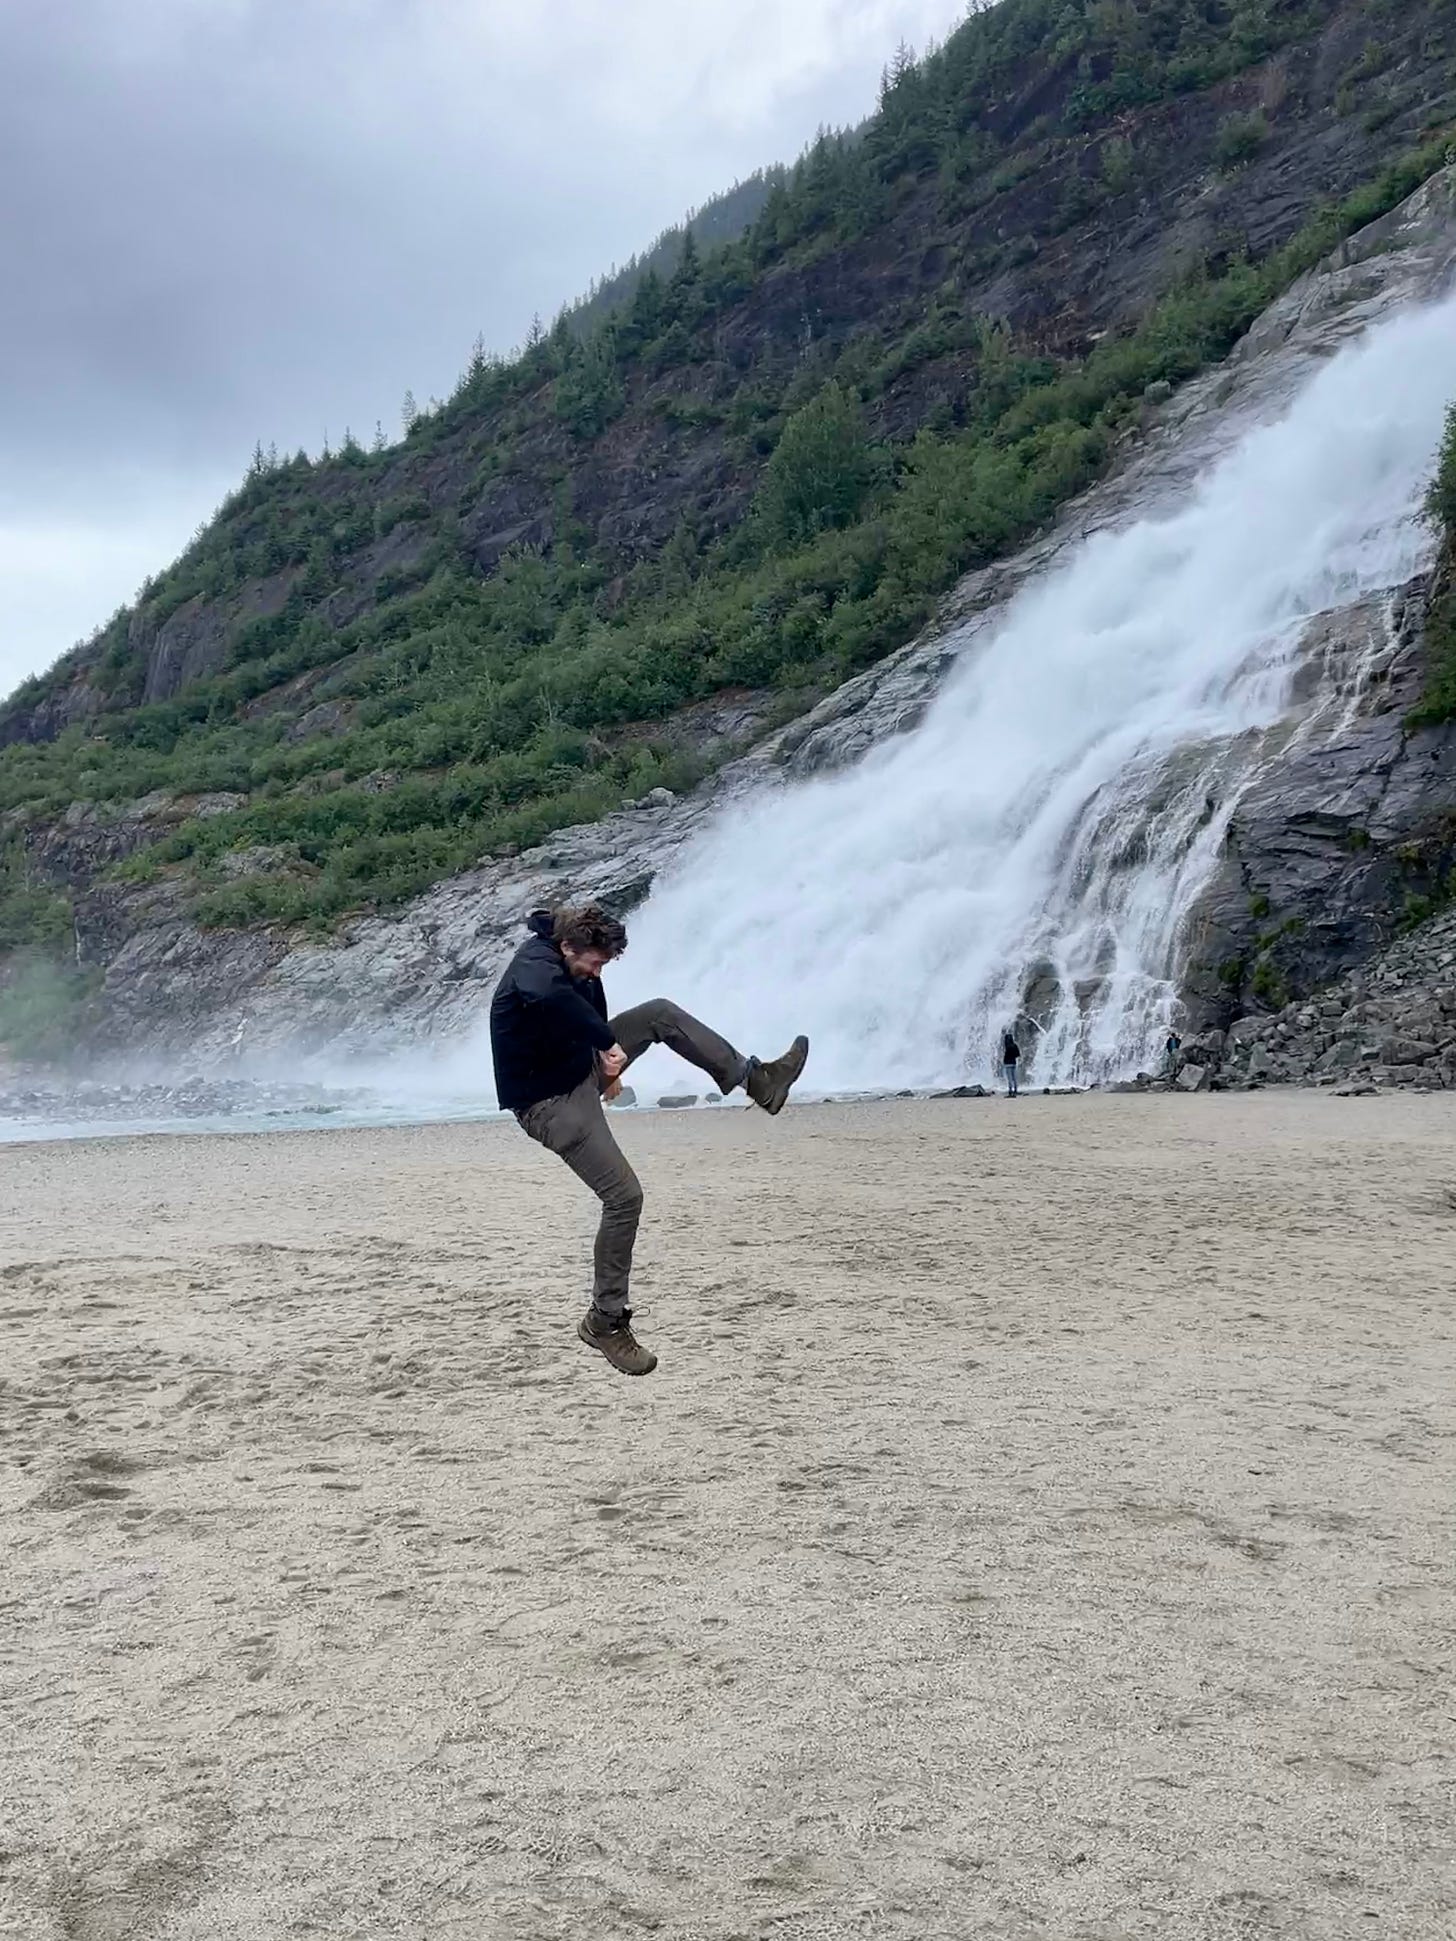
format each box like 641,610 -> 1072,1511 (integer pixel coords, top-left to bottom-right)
515,955 -> 617,1051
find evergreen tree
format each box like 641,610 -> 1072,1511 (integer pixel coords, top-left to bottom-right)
548,312 -> 574,374
624,267 -> 667,352
755,382 -> 881,545
665,225 -> 706,331
673,226 -> 700,284
554,327 -> 626,440
881,40 -> 916,109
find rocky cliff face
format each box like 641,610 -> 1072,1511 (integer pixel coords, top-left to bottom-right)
45,165 -> 1456,1076
1182,572 -> 1456,1026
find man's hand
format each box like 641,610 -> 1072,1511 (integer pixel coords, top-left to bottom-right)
599,1043 -> 628,1081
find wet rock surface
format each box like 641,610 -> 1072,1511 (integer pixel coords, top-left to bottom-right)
1179,577 -> 1456,1028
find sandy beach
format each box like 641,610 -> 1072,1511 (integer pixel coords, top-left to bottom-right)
2,1090 -> 1453,1939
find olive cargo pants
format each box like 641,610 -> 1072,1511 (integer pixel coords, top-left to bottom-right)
514,999 -> 749,1317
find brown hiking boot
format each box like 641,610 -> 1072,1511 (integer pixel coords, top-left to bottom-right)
746,1035 -> 809,1115
578,1308 -> 658,1377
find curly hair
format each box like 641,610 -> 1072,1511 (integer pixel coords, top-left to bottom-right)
552,903 -> 628,958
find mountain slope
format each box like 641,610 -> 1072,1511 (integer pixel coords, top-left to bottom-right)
3,0 -> 1456,1059
16,162 -> 1455,1076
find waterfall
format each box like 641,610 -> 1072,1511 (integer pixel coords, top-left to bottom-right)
609,292 -> 1456,1096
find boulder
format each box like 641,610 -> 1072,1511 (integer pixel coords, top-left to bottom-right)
1314,1042 -> 1357,1073
1183,1030 -> 1226,1066
1177,1064 -> 1208,1092
607,1086 -> 636,1109
658,1094 -> 697,1109
1389,1039 -> 1439,1065
1020,959 -> 1061,1029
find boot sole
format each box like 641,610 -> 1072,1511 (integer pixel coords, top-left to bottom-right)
577,1319 -> 658,1376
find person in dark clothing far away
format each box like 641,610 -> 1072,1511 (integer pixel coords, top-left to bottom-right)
1000,1030 -> 1021,1097
490,904 -> 809,1377
1164,1030 -> 1183,1076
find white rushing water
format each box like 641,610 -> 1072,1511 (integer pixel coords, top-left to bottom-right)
611,293 -> 1456,1095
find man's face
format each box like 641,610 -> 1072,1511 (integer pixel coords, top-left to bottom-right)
561,943 -> 611,980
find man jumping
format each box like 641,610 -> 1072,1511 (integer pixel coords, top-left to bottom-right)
490,905 -> 809,1377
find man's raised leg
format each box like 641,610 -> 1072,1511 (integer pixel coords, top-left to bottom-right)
609,999 -> 808,1114
609,999 -> 748,1095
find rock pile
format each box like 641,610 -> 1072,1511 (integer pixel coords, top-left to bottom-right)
1218,909 -> 1456,1092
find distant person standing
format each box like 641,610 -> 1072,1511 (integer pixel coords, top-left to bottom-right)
490,905 -> 809,1378
1164,1030 -> 1183,1077
1000,1029 -> 1021,1098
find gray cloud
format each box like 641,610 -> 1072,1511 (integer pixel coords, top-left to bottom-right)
0,0 -> 964,698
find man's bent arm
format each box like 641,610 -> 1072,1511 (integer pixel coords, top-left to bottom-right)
521,969 -> 617,1052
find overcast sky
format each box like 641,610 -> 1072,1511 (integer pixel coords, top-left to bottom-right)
0,0 -> 968,702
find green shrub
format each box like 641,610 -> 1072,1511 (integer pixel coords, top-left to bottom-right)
1101,137 -> 1136,196
754,383 -> 884,545
1215,111 -> 1270,171
1250,958 -> 1288,1009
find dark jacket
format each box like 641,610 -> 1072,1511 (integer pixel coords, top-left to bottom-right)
1001,1034 -> 1020,1066
490,912 -> 617,1112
